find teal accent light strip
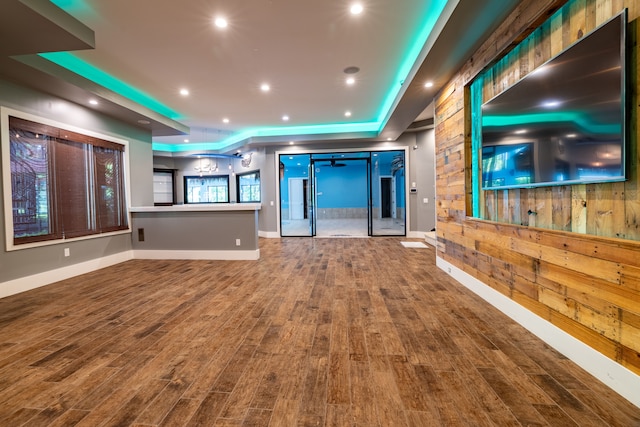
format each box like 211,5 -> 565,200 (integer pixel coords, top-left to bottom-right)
376,0 -> 448,126
470,75 -> 483,218
48,0 -> 449,151
38,52 -> 182,120
50,0 -> 87,12
154,122 -> 380,153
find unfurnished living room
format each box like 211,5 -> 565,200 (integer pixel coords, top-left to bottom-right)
1,0 -> 639,426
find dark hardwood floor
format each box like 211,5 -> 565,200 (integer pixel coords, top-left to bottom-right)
0,237 -> 638,426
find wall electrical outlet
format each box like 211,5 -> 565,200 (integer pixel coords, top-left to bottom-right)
236,239 -> 241,246
64,248 -> 70,257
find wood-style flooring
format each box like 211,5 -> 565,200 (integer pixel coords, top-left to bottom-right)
0,238 -> 638,426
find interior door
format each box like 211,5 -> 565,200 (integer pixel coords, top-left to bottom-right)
381,177 -> 392,218
371,150 -> 405,236
289,178 -> 306,219
280,154 -> 313,236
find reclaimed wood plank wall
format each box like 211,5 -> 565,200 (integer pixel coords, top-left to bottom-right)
435,0 -> 640,375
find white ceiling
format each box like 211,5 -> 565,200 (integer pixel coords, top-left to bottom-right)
0,0 -> 522,153
81,0 -> 430,125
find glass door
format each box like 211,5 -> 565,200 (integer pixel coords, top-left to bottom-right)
371,150 -> 406,236
311,154 -> 370,237
280,154 -> 314,236
279,150 -> 406,237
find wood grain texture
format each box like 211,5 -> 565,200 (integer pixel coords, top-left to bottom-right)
0,238 -> 637,426
436,0 -> 640,381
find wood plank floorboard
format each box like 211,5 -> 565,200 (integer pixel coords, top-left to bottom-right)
0,237 -> 638,426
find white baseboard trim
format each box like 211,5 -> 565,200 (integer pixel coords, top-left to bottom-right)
406,231 -> 428,239
424,231 -> 436,247
436,256 -> 640,409
0,251 -> 134,299
259,230 -> 281,238
133,249 -> 260,261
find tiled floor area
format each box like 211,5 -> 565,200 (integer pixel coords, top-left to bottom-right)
0,237 -> 637,425
281,218 -> 405,237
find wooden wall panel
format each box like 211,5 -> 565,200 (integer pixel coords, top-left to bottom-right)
435,0 -> 640,375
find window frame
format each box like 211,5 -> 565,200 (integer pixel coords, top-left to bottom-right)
236,170 -> 261,203
183,174 -> 230,204
1,107 -> 131,251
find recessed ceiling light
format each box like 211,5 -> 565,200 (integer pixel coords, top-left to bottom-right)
89,99 -> 98,105
346,77 -> 355,85
260,83 -> 271,92
345,111 -> 352,117
137,119 -> 151,125
514,129 -> 527,134
542,100 -> 561,108
184,139 -> 190,143
387,137 -> 393,141
289,141 -> 295,145
424,81 -> 434,88
350,3 -> 363,15
179,88 -> 189,96
223,118 -> 230,123
282,115 -> 290,121
214,17 -> 228,28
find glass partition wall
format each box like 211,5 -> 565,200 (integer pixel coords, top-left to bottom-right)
280,154 -> 313,236
279,150 -> 405,237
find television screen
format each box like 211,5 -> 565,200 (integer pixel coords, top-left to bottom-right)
481,10 -> 626,190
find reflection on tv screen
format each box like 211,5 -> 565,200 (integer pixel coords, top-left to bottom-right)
480,11 -> 626,190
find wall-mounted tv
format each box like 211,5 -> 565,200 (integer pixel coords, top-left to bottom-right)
481,10 -> 627,190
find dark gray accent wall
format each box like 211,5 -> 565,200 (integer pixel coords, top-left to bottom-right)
0,78 -> 152,283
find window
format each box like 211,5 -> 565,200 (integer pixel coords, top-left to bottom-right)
237,171 -> 260,202
6,115 -> 128,247
184,175 -> 229,203
153,168 -> 176,205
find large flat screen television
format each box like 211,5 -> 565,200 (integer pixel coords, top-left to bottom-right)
481,10 -> 627,190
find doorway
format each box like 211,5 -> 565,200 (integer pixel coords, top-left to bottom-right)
380,176 -> 393,218
289,178 -> 308,220
313,157 -> 369,237
279,150 -> 405,237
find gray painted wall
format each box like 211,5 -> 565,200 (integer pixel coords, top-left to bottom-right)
152,132 -> 437,237
0,78 -> 152,283
414,129 -> 436,233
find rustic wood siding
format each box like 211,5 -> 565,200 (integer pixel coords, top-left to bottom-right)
436,0 -> 640,375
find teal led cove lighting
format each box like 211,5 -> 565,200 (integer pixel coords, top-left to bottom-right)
154,121 -> 380,153
38,52 -> 183,120
48,0 -> 450,151
50,0 -> 90,13
376,0 -> 448,125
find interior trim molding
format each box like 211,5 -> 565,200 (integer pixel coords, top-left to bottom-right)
133,249 -> 260,261
259,230 -> 281,238
406,231 -> 427,239
436,256 -> 640,409
0,251 -> 134,299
